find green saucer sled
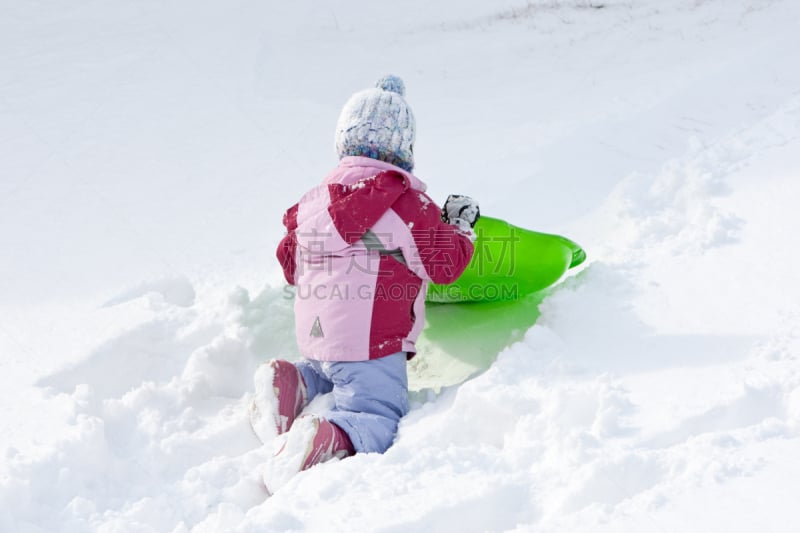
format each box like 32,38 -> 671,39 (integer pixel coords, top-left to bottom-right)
410,216 -> 586,391
427,216 -> 586,303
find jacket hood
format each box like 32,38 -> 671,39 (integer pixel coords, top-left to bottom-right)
329,156 -> 427,193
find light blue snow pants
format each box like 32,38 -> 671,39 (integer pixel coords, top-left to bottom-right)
294,351 -> 409,454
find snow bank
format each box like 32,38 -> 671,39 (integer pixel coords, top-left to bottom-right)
3,0 -> 800,531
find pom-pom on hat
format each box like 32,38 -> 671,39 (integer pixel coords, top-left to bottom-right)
335,75 -> 416,172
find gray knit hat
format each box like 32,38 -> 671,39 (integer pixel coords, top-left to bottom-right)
334,75 -> 416,172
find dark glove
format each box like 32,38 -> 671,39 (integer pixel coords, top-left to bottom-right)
441,194 -> 480,228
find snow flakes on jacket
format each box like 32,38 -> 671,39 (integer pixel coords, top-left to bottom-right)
277,156 -> 474,361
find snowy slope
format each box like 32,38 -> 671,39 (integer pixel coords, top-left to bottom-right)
2,0 -> 800,531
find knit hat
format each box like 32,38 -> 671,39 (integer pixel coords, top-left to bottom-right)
334,75 -> 416,172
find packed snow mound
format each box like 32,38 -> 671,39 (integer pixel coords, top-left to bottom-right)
3,0 -> 800,531
4,266 -> 800,532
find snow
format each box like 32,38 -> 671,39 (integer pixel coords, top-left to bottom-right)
2,0 -> 800,531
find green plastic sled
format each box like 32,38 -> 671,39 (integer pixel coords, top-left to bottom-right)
426,216 -> 586,303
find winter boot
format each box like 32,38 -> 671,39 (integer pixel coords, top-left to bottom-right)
250,359 -> 308,443
263,415 -> 355,495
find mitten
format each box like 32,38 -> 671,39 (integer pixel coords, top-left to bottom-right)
441,194 -> 480,241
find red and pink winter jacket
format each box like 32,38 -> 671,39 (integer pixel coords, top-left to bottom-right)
277,156 -> 474,362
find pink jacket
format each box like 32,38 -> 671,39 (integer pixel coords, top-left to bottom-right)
277,156 -> 474,361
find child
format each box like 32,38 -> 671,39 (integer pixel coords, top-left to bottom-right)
251,75 -> 479,493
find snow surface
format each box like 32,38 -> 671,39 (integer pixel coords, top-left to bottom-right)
3,0 -> 800,531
